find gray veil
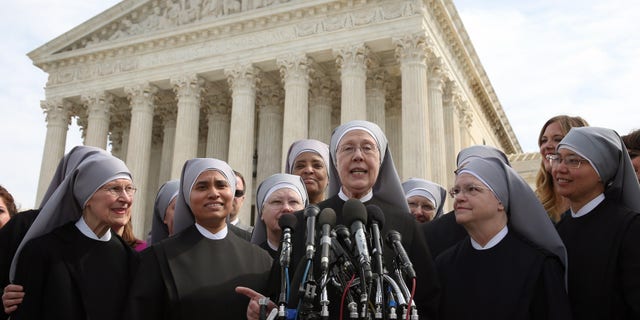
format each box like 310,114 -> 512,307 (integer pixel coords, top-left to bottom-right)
150,179 -> 180,244
285,139 -> 330,175
402,178 -> 447,218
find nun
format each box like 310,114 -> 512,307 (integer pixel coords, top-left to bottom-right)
10,153 -> 138,320
149,179 -> 180,244
402,178 -> 447,223
436,157 -> 571,320
125,158 -> 272,319
285,139 -> 330,204
251,173 -> 308,259
552,127 -> 640,318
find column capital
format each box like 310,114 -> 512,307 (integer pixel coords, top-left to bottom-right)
367,68 -> 389,91
224,64 -> 261,91
333,43 -> 371,72
40,98 -> 72,125
276,53 -> 313,84
125,82 -> 159,107
170,74 -> 204,101
393,33 -> 434,64
82,91 -> 115,117
257,84 -> 284,115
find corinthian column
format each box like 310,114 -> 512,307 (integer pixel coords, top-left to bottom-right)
366,67 -> 387,131
205,93 -> 231,160
427,59 -> 447,186
385,78 -> 403,177
125,83 -> 157,237
277,53 -> 312,169
157,91 -> 177,185
36,99 -> 71,205
170,74 -> 203,178
257,84 -> 284,184
443,81 -> 461,187
394,34 -> 430,180
82,91 -> 113,149
225,64 -> 259,226
309,73 -> 334,144
334,44 -> 369,123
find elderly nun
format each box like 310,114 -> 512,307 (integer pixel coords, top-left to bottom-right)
251,173 -> 308,259
553,127 -> 640,319
437,156 -> 571,320
125,158 -> 272,320
10,153 -> 138,320
402,178 -> 447,223
149,179 -> 180,244
285,139 -> 330,204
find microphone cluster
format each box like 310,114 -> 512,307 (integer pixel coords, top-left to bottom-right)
272,199 -> 418,320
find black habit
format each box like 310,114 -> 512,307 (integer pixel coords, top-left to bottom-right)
421,210 -> 467,261
125,224 -> 273,320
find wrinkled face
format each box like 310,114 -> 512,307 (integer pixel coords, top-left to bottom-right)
84,178 -> 134,229
628,149 -> 640,182
452,174 -> 504,227
551,149 -> 604,211
189,170 -> 234,228
0,197 -> 10,229
539,121 -> 565,173
407,195 -> 436,223
261,188 -> 304,239
231,176 -> 246,219
164,197 -> 177,236
336,130 -> 381,199
292,152 -> 328,201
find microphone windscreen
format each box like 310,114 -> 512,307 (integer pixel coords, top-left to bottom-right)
385,230 -> 401,246
304,204 -> 320,217
317,208 -> 337,228
343,199 -> 367,226
278,213 -> 297,232
365,204 -> 385,229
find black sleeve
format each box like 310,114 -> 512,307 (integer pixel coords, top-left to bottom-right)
406,221 -> 441,320
124,247 -> 171,320
11,238 -> 48,320
530,255 -> 572,320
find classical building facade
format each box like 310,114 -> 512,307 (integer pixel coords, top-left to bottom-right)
29,0 -> 523,238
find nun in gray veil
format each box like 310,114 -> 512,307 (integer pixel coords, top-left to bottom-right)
149,179 -> 180,244
402,178 -> 447,223
436,156 -> 571,320
10,153 -> 138,320
285,139 -> 330,204
251,173 -> 308,259
553,127 -> 640,318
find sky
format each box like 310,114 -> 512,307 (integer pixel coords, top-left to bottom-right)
0,0 -> 638,210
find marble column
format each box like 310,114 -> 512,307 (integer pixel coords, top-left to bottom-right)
427,59 -> 447,187
170,74 -> 203,179
385,78 -> 403,178
36,99 -> 71,205
82,91 -> 113,149
124,83 -> 157,238
205,94 -> 231,161
394,34 -> 430,180
459,102 -> 473,147
334,44 -> 369,123
366,67 -> 387,132
257,84 -> 284,184
443,81 -> 461,189
277,53 -> 312,169
309,74 -> 334,144
225,64 -> 259,226
157,91 -> 177,185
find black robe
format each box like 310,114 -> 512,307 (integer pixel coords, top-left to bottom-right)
421,210 -> 467,261
282,194 -> 440,319
11,222 -> 137,320
556,198 -> 640,319
125,225 -> 273,320
436,229 -> 571,320
259,241 -> 279,260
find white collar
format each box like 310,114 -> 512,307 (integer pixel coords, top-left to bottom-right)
267,238 -> 279,251
471,225 -> 508,250
571,193 -> 605,218
195,223 -> 228,240
230,217 -> 239,225
75,217 -> 111,241
338,189 -> 373,202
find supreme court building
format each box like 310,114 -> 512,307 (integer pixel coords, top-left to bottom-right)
29,0 -> 529,238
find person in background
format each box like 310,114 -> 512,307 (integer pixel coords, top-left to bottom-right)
553,127 -> 640,318
0,186 -> 17,229
250,173 -> 308,259
402,178 -> 446,223
621,128 -> 640,182
149,180 -> 180,244
437,157 -> 570,319
229,170 -> 253,233
535,115 -> 589,223
285,139 -> 330,204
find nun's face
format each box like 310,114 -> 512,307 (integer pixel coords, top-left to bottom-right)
84,178 -> 133,233
407,195 -> 436,223
261,188 -> 304,242
336,130 -> 380,199
452,173 -> 504,227
292,152 -> 328,201
163,197 -> 177,236
190,170 -> 234,230
539,121 -> 564,173
552,149 -> 604,211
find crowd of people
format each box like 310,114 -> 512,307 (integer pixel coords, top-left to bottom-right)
0,117 -> 638,320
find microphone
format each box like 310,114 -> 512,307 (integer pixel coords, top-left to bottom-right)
278,214 -> 297,269
343,199 -> 372,282
317,208 -> 337,273
366,205 -> 385,275
304,204 -> 320,260
385,230 -> 416,279
334,224 -> 353,255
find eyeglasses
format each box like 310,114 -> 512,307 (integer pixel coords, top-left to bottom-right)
449,184 -> 486,198
546,154 -> 588,169
408,202 -> 436,212
235,189 -> 245,198
102,185 -> 137,198
337,144 -> 378,156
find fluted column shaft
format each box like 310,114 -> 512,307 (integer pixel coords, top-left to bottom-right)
309,76 -> 334,144
366,69 -> 387,132
36,99 -> 71,205
159,117 -> 176,185
386,82 -> 403,177
125,83 -> 157,238
225,65 -> 259,226
257,87 -> 284,184
427,65 -> 447,186
206,102 -> 231,160
170,74 -> 203,178
395,34 -> 430,180
82,92 -> 113,149
334,44 -> 369,123
443,83 -> 461,189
